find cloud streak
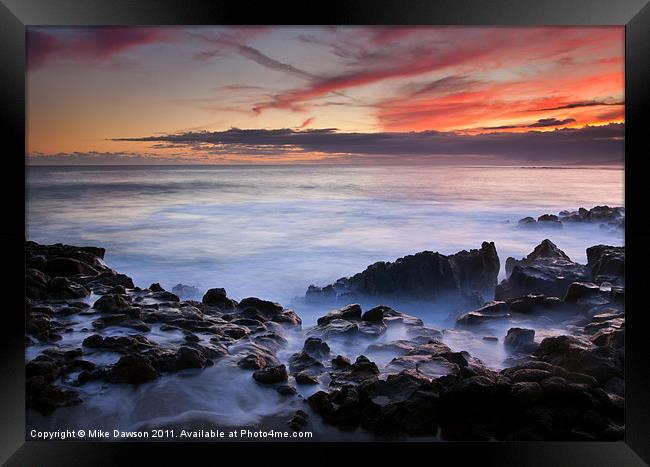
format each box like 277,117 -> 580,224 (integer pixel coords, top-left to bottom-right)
108,123 -> 623,164
27,27 -> 170,70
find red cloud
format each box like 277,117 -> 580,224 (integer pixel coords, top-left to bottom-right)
252,27 -> 623,120
298,117 -> 316,129
27,27 -> 169,70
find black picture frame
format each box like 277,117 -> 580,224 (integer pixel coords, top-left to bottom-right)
2,0 -> 649,464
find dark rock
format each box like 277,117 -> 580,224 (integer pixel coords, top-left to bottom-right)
252,364 -> 288,384
361,305 -> 387,322
26,375 -> 81,415
295,372 -> 320,385
534,335 -> 623,382
202,288 -> 237,310
276,385 -> 297,396
302,337 -> 331,359
330,355 -> 379,386
82,334 -> 157,352
237,297 -> 301,325
456,301 -> 510,328
586,245 -> 624,285
149,283 -> 165,292
46,276 -> 89,299
317,304 -> 362,325
44,257 -> 98,277
151,291 -> 180,302
518,216 -> 537,227
506,294 -> 563,314
504,328 -> 536,353
93,293 -> 132,312
288,410 -> 309,430
26,268 -> 49,299
175,346 -> 210,369
237,351 -> 281,370
496,240 -> 589,300
308,386 -> 361,428
104,354 -> 159,384
85,271 -> 134,289
448,242 -> 500,294
288,351 -> 324,375
306,242 -> 499,301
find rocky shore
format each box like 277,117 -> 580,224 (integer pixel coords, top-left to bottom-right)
25,234 -> 625,440
517,205 -> 624,229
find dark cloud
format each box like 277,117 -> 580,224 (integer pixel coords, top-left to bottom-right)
534,100 -> 624,111
109,123 -> 624,164
408,75 -> 482,96
27,27 -> 169,70
483,118 -> 576,130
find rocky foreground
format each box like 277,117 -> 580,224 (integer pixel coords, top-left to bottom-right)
25,237 -> 624,440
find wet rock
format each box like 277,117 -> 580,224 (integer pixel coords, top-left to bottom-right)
26,268 -> 49,299
46,276 -> 89,299
237,350 -> 281,370
332,355 -> 352,369
518,216 -> 537,227
82,334 -> 157,352
590,326 -> 625,349
92,314 -> 151,332
586,245 -> 624,285
237,297 -> 301,325
151,291 -> 180,302
504,328 -> 536,353
104,354 -> 159,384
44,257 -> 98,277
85,271 -> 135,289
302,337 -> 331,360
534,335 -> 623,382
537,214 -> 562,227
295,372 -> 320,385
149,283 -> 164,292
306,243 -> 499,302
288,410 -> 309,430
359,371 -> 440,434
448,242 -> 500,294
26,375 -> 82,415
174,346 -> 211,369
252,364 -> 288,384
497,240 -> 589,300
361,305 -> 387,322
456,301 -> 510,329
317,304 -> 362,325
288,351 -> 324,375
330,355 -> 379,386
506,294 -> 562,314
93,293 -> 132,312
277,385 -> 297,396
308,386 -> 361,428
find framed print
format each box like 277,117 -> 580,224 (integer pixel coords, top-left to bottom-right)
1,0 -> 649,465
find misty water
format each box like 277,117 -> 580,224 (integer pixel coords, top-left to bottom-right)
26,164 -> 624,438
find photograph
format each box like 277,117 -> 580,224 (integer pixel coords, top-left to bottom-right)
24,24 -> 626,443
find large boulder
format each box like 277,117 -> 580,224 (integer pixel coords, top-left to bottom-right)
448,242 -> 500,295
586,245 -> 624,285
496,240 -> 589,300
202,288 -> 237,310
305,242 -> 500,302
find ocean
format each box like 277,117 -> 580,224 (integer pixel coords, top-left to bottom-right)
26,164 -> 624,325
25,163 -> 625,436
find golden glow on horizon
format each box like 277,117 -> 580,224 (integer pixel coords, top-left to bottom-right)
26,26 -> 625,163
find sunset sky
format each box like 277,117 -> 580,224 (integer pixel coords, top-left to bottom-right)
26,26 -> 624,165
